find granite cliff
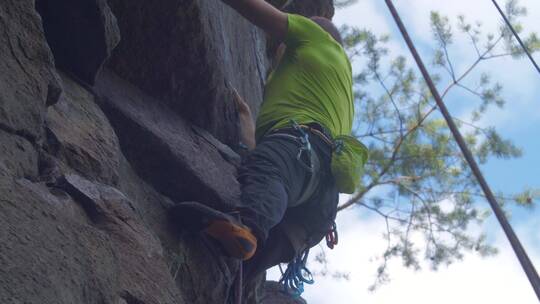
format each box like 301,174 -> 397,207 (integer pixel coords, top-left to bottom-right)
0,0 -> 333,303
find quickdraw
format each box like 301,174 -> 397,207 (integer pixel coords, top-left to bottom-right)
291,121 -> 314,172
325,221 -> 338,249
279,249 -> 314,298
279,222 -> 339,297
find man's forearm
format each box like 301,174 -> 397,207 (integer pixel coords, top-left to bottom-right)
232,88 -> 257,150
241,120 -> 256,150
221,0 -> 287,41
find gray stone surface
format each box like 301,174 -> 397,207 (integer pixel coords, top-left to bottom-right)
95,70 -> 241,209
0,175 -> 183,304
36,0 -> 121,84
46,73 -> 121,185
58,174 -> 183,303
0,0 -> 334,303
0,0 -> 61,140
106,0 -> 268,145
116,155 -> 239,304
0,130 -> 38,179
262,282 -> 308,304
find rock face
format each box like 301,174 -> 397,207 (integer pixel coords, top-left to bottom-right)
36,0 -> 121,84
106,0 -> 268,146
0,0 -> 61,141
0,0 -> 332,303
262,282 -> 308,304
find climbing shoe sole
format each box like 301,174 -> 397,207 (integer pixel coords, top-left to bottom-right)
204,219 -> 257,260
169,201 -> 257,260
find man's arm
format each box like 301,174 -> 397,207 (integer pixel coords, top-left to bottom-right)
232,89 -> 256,150
222,0 -> 288,41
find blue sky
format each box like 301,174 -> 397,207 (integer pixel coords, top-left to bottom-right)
269,0 -> 540,302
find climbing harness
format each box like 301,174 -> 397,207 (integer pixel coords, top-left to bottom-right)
384,0 -> 540,300
279,248 -> 315,297
266,121 -> 322,207
267,121 -> 341,297
490,0 -> 540,75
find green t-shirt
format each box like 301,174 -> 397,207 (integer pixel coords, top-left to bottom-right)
255,14 -> 354,140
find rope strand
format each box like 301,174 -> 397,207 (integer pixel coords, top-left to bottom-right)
491,0 -> 540,75
384,0 -> 540,300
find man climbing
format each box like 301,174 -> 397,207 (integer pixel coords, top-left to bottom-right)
173,0 -> 367,291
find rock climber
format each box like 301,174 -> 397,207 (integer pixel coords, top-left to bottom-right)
172,0 -> 367,289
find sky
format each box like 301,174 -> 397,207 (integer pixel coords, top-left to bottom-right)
269,0 -> 540,302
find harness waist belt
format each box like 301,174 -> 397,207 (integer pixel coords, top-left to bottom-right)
264,126 -> 322,207
270,123 -> 335,149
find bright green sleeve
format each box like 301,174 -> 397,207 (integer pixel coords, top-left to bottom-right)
285,14 -> 328,47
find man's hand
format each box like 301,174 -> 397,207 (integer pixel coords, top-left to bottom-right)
222,0 -> 287,41
232,88 -> 256,150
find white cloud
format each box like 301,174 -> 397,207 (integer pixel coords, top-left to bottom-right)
267,208 -> 540,304
334,1 -> 389,33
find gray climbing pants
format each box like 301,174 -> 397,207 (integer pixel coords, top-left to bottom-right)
238,125 -> 339,279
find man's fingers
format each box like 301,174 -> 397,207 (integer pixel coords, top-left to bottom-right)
232,88 -> 240,100
232,88 -> 251,114
232,88 -> 242,105
229,87 -> 256,149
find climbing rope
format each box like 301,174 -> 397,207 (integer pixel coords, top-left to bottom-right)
384,0 -> 540,300
234,213 -> 243,304
279,222 -> 338,297
234,262 -> 243,304
490,0 -> 540,75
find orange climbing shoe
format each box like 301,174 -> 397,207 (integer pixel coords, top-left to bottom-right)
204,219 -> 257,260
169,201 -> 258,260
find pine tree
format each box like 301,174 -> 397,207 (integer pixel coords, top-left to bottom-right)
331,0 -> 540,289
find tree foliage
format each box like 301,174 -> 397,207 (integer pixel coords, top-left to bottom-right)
334,0 -> 358,10
330,0 -> 540,289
